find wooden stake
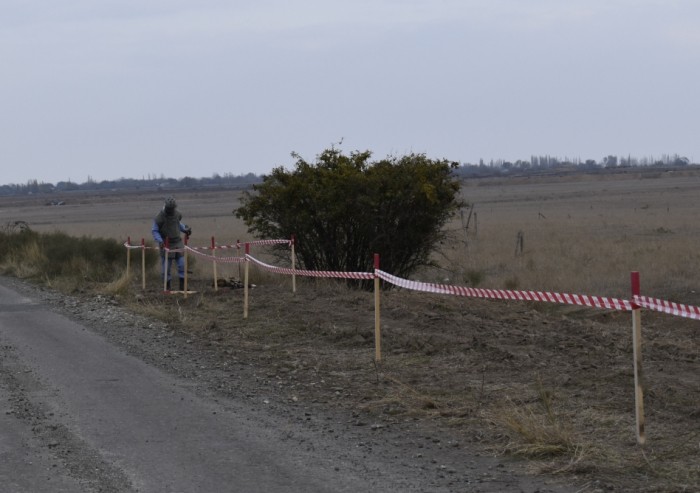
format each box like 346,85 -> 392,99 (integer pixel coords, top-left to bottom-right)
163,238 -> 169,292
211,236 -> 218,292
374,253 -> 381,363
291,234 -> 296,293
141,238 -> 146,291
183,236 -> 189,299
126,237 -> 131,273
236,239 -> 242,280
243,243 -> 250,319
631,271 -> 646,445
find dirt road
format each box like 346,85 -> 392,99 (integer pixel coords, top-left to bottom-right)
0,277 -> 576,492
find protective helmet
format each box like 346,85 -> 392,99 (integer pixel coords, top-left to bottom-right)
164,196 -> 177,214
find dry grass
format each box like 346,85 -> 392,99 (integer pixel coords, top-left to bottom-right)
102,271 -> 133,296
0,239 -> 46,278
435,170 -> 700,302
490,381 -> 583,460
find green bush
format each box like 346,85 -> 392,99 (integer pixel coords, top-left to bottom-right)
235,147 -> 464,285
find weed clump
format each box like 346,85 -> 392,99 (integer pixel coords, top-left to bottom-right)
491,381 -> 586,464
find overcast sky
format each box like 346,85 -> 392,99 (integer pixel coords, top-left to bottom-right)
2,0 -> 698,185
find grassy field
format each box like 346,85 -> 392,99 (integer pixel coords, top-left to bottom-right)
1,169 -> 699,491
5,169 -> 700,300
443,169 -> 700,302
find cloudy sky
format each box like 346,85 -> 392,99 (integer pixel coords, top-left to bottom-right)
1,0 -> 698,185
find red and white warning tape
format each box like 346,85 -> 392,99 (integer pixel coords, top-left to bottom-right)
124,241 -> 159,251
126,237 -> 700,320
185,245 -> 245,264
163,247 -> 185,254
376,270 -> 634,312
189,240 -> 290,252
246,255 -> 374,280
633,295 -> 700,320
247,239 -> 292,247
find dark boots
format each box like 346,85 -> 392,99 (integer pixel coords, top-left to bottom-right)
165,278 -> 185,291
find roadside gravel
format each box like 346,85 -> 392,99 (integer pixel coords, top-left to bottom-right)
2,276 -> 576,493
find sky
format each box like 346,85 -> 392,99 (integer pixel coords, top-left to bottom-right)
1,0 -> 699,185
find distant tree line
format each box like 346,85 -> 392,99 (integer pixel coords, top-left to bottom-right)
0,172 -> 262,197
454,153 -> 695,178
2,152 -> 696,196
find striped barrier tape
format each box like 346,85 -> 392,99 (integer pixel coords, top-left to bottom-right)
247,239 -> 292,247
633,295 -> 700,320
187,244 -> 243,252
124,241 -> 160,251
127,237 -> 700,320
187,245 -> 222,252
162,247 -> 185,254
185,245 -> 246,264
246,255 -> 374,280
127,238 -> 291,252
376,270 -> 635,312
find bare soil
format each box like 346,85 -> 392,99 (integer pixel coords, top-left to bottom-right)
149,279 -> 700,492
20,273 -> 694,492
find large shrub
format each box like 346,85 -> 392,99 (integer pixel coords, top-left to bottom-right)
234,148 -> 464,281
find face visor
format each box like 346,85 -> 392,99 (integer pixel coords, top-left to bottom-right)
164,197 -> 177,215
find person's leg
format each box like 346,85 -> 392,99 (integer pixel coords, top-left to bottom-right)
161,251 -> 171,290
176,253 -> 185,291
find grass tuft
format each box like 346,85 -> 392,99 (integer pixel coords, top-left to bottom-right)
493,382 -> 583,460
102,271 -> 133,296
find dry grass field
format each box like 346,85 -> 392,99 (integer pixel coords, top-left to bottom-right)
445,169 -> 700,301
6,168 -> 700,300
1,169 -> 699,491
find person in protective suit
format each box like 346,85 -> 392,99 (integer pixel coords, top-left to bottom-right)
152,196 -> 192,291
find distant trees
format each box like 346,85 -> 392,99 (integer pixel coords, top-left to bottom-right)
0,172 -> 263,196
234,147 -> 464,281
1,152 -> 696,198
604,155 -> 618,167
453,153 -> 695,178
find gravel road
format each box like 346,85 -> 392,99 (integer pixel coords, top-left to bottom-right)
0,276 -> 575,492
